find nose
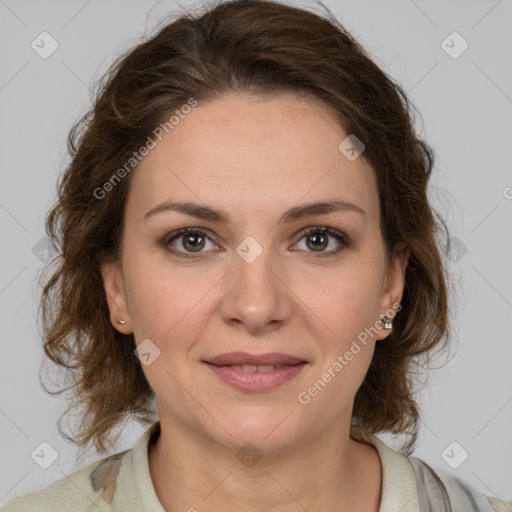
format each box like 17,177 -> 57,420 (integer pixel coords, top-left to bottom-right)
219,240 -> 292,335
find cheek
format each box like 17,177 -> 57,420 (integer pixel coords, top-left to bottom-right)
296,269 -> 383,413
124,257 -> 217,346
337,273 -> 384,331
293,256 -> 385,344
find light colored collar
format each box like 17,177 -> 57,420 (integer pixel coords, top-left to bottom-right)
350,424 -> 420,512
131,421 -> 166,511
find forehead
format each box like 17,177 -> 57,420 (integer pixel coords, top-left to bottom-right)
126,92 -> 379,223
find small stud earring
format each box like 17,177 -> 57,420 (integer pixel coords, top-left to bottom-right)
381,316 -> 393,330
115,318 -> 126,325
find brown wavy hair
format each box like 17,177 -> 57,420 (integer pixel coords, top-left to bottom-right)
39,0 -> 452,457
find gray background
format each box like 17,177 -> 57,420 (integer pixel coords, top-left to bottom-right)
1,0 -> 511,505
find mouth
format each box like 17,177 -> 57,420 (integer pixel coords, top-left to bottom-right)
202,352 -> 308,391
210,363 -> 296,372
203,351 -> 307,367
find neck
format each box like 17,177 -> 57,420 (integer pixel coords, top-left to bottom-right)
148,416 -> 382,512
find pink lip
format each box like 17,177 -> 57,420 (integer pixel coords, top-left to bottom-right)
203,352 -> 307,392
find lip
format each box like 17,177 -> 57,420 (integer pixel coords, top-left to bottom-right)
202,352 -> 307,392
204,352 -> 306,366
204,362 -> 307,391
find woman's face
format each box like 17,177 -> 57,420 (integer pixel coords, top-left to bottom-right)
102,92 -> 407,452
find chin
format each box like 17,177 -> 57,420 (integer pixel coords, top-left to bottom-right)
204,406 -> 304,453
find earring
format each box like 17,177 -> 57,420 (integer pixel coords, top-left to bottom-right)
381,315 -> 393,330
115,318 -> 126,325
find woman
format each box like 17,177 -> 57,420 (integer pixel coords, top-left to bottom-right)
3,0 -> 510,510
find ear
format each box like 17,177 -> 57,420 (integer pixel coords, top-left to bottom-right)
374,242 -> 410,341
100,257 -> 132,334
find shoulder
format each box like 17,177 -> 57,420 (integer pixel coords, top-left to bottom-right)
407,455 -> 512,512
1,451 -> 129,512
349,424 -> 512,512
486,496 -> 512,512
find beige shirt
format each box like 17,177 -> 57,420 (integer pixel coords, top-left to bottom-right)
2,421 -> 511,511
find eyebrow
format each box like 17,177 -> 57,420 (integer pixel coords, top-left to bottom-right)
143,199 -> 367,224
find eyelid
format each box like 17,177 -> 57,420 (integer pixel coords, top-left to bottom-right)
159,225 -> 352,259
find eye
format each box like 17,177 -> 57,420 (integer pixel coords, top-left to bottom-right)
160,228 -> 217,258
293,226 -> 351,258
159,226 -> 352,259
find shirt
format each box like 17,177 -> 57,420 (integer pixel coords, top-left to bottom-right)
2,421 -> 511,511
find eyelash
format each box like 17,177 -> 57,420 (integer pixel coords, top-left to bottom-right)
158,226 -> 352,260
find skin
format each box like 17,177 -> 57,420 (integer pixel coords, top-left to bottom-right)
101,91 -> 409,511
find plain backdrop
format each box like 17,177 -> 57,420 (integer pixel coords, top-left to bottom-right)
1,0 -> 511,506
